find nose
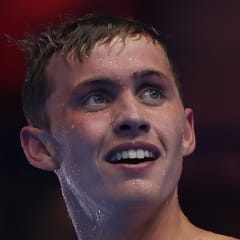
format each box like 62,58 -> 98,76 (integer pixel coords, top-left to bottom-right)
114,119 -> 150,136
112,98 -> 151,137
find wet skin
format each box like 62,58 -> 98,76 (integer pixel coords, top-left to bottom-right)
20,35 -> 239,240
44,36 -> 195,210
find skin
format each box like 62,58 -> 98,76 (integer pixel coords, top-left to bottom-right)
20,36 -> 238,240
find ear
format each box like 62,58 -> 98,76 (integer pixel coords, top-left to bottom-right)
20,126 -> 59,171
182,108 -> 196,157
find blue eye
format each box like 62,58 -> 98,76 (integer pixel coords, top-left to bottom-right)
85,94 -> 108,105
139,86 -> 165,106
141,87 -> 162,100
83,93 -> 110,105
81,92 -> 111,111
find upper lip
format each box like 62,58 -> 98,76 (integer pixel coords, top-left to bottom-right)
104,141 -> 160,162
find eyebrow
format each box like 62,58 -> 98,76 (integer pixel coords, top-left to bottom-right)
71,69 -> 170,92
132,69 -> 169,81
71,78 -> 117,94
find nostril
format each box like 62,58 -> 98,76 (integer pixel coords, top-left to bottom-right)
119,124 -> 131,131
113,117 -> 151,135
117,122 -> 150,133
139,124 -> 149,131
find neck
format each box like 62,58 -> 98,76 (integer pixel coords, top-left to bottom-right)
62,186 -> 200,240
102,191 -> 193,240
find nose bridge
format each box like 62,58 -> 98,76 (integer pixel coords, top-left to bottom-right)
112,91 -> 150,135
116,90 -> 141,118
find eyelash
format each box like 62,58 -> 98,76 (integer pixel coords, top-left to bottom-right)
83,92 -> 111,104
138,85 -> 165,105
78,90 -> 112,111
78,85 -> 165,111
140,86 -> 163,98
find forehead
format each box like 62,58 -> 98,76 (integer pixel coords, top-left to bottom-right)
46,36 -> 174,94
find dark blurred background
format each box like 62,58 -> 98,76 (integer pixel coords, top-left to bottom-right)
0,0 -> 240,239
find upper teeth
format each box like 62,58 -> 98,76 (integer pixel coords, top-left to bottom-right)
110,149 -> 155,162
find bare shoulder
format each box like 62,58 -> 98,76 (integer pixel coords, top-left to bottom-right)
181,215 -> 239,240
198,231 -> 239,240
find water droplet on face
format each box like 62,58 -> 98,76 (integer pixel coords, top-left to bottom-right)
56,168 -> 112,239
58,103 -> 65,109
162,169 -> 166,176
92,225 -> 97,231
131,179 -> 144,186
128,56 -> 133,63
61,128 -> 68,137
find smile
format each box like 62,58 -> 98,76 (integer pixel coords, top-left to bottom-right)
105,142 -> 160,164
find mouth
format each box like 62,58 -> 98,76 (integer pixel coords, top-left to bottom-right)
105,142 -> 160,165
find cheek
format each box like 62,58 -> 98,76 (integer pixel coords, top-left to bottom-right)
151,106 -> 185,138
161,111 -> 185,174
55,112 -> 111,176
150,106 -> 185,175
56,110 -> 111,145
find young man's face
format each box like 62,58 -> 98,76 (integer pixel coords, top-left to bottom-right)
45,36 -> 195,208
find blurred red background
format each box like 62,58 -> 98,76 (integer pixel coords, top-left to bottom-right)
0,0 -> 239,239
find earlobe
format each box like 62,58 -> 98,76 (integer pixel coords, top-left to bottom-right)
20,126 -> 59,171
182,108 -> 196,157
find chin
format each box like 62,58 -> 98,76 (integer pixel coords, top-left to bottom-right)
104,180 -> 174,207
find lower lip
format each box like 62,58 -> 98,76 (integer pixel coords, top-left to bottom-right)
110,160 -> 157,171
